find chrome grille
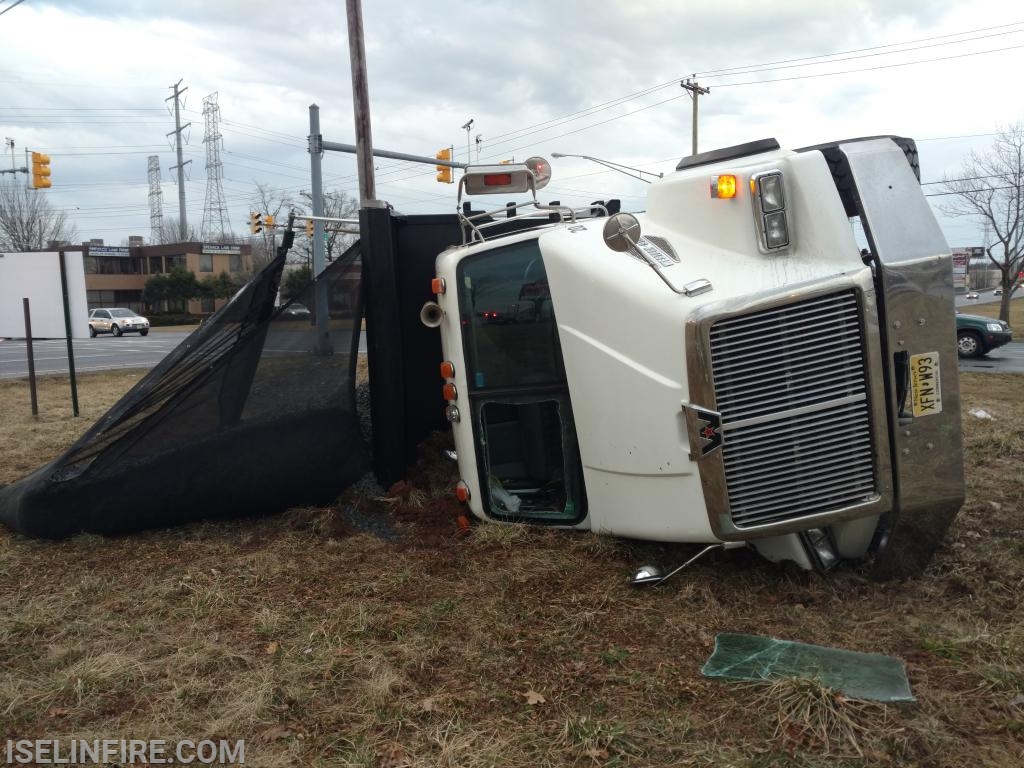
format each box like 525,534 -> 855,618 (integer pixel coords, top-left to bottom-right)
709,291 -> 876,529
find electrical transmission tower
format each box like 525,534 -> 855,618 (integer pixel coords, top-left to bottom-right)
201,91 -> 230,240
147,155 -> 164,243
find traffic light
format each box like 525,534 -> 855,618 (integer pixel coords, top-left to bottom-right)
249,212 -> 262,234
263,214 -> 275,229
30,152 -> 51,189
305,218 -> 314,237
436,148 -> 453,184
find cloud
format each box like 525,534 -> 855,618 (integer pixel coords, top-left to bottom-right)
0,0 -> 1018,244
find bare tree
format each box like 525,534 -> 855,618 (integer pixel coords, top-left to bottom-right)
939,124 -> 1024,322
292,189 -> 359,269
156,216 -> 201,244
0,184 -> 77,251
250,183 -> 299,269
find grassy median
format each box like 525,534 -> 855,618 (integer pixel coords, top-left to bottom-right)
0,368 -> 1021,767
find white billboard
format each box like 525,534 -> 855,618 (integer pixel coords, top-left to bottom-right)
0,251 -> 89,339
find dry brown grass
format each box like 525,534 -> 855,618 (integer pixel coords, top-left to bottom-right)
0,368 -> 1022,766
0,370 -> 147,485
964,297 -> 1024,327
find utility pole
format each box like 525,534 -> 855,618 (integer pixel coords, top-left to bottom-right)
680,78 -> 710,156
166,80 -> 192,241
462,119 -> 474,165
346,0 -> 379,207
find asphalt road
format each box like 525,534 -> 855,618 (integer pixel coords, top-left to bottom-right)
958,340 -> 1024,374
0,327 -> 1016,379
955,287 -> 1020,308
0,329 -> 368,379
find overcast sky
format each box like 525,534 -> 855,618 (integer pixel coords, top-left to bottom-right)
1,0 -> 1022,248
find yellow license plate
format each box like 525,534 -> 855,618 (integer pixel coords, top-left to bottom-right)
910,351 -> 942,417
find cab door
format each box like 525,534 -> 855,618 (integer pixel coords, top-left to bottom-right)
456,238 -> 586,525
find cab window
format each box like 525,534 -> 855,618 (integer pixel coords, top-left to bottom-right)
457,239 -> 561,390
456,239 -> 585,525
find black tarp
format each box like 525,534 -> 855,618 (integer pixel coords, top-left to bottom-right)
0,242 -> 368,538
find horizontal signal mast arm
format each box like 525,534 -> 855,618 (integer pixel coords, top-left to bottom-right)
319,140 -> 468,169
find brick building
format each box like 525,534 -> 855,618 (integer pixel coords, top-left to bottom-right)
80,240 -> 254,315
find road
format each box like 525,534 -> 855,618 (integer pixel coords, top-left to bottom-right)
955,287 -> 1020,308
958,341 -> 1024,374
0,327 -> 1016,379
0,329 -> 367,379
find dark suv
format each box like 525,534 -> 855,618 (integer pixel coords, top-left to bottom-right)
956,313 -> 1012,358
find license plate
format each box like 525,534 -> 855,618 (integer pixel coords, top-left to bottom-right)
910,351 -> 942,417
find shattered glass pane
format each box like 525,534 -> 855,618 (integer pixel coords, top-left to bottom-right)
701,633 -> 915,702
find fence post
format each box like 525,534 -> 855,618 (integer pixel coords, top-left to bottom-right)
58,250 -> 80,417
22,297 -> 38,417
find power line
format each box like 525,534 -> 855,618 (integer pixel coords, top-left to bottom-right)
0,0 -> 27,18
925,185 -> 1021,197
0,106 -> 165,111
713,42 -> 1024,88
694,21 -> 1024,79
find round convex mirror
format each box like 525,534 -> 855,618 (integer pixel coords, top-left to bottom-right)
602,212 -> 641,252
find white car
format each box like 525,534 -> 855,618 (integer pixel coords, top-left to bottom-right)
88,308 -> 150,337
965,292 -> 979,299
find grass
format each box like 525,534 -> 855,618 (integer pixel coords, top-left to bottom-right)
963,296 -> 1024,327
0,366 -> 1022,766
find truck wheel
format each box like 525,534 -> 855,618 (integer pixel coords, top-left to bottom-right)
957,330 -> 983,358
112,324 -> 122,337
797,136 -> 920,218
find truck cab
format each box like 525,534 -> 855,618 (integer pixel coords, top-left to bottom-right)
424,137 -> 964,577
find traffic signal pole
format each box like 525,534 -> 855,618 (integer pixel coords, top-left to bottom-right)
308,104 -> 331,356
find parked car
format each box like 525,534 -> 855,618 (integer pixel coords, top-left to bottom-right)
956,313 -> 1012,358
280,302 -> 311,319
88,308 -> 150,337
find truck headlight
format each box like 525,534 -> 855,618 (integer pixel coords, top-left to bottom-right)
764,211 -> 790,249
986,322 -> 1003,332
758,173 -> 785,212
751,170 -> 790,253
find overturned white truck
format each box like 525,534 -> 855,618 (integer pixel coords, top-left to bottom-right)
423,136 -> 964,579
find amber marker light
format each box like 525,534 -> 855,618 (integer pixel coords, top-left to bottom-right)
442,383 -> 458,401
431,277 -> 446,294
439,361 -> 455,379
713,174 -> 737,199
455,481 -> 471,503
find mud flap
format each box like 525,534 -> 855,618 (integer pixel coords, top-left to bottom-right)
838,138 -> 965,579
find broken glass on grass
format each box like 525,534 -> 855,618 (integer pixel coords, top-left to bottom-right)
701,633 -> 915,703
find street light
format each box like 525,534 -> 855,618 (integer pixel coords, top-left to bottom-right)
550,152 -> 663,184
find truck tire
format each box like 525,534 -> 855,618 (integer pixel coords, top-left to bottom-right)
796,136 -> 919,218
